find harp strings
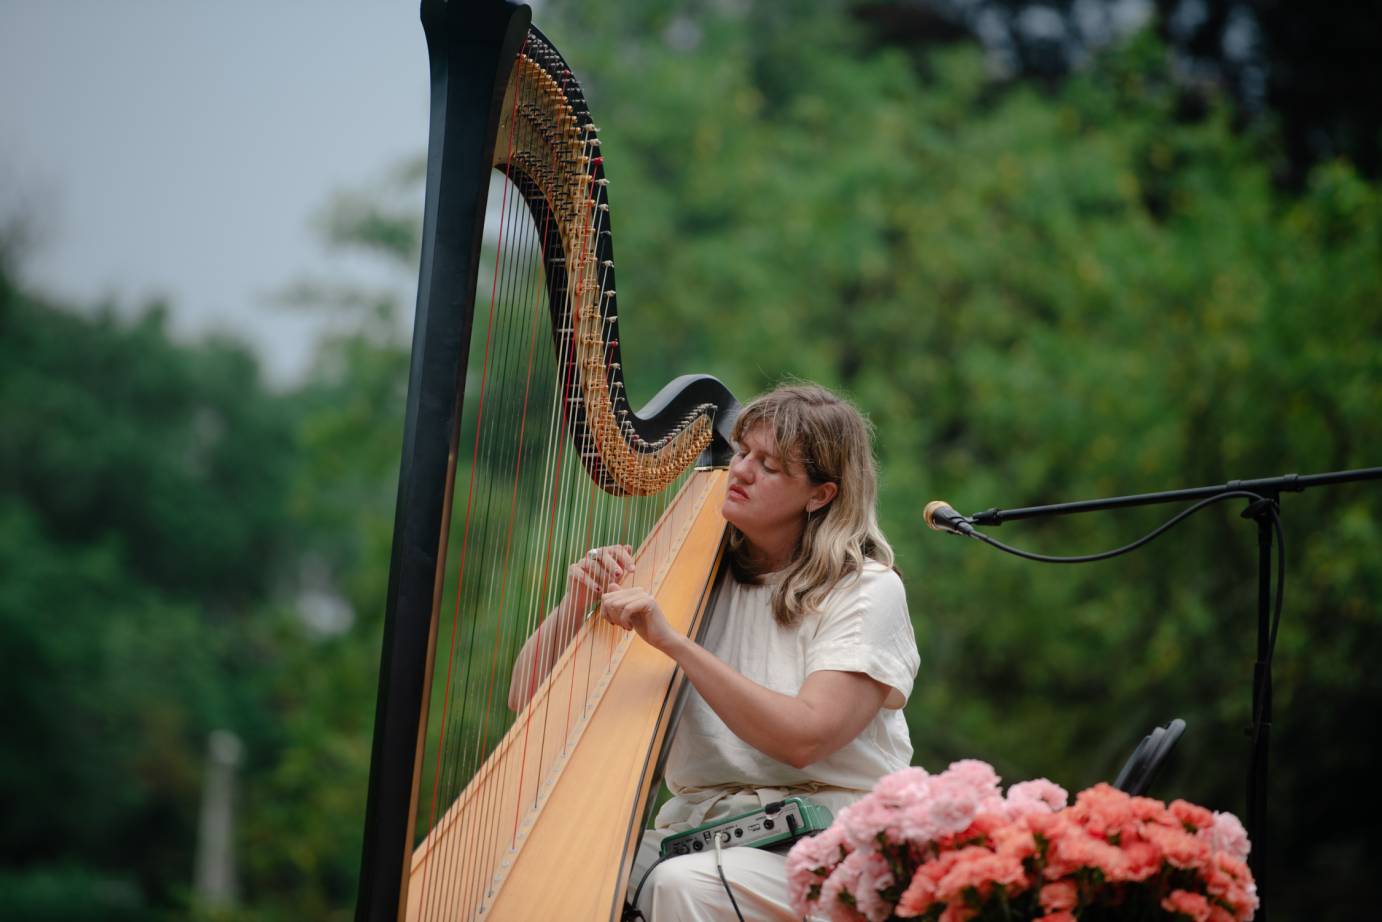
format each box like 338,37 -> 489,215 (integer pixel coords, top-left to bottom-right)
410,43 -> 692,918
413,44 -> 535,916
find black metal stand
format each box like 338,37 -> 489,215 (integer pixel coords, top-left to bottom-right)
1244,497 -> 1274,913
951,467 -> 1382,919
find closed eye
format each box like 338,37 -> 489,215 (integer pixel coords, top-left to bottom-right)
730,440 -> 782,474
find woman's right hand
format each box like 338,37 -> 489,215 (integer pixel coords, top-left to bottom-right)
563,544 -> 636,614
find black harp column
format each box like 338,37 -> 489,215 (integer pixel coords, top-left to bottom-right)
355,3 -> 531,921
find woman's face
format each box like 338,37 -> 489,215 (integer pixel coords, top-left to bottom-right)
721,424 -> 836,551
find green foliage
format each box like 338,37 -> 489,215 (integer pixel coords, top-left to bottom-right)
0,272 -> 297,911
0,865 -> 146,921
0,499 -> 209,898
227,170 -> 419,919
0,300 -> 294,606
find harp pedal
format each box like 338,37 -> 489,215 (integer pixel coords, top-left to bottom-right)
658,797 -> 833,859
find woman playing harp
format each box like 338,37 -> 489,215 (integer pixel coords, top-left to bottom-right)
523,385 -> 920,921
356,2 -> 916,920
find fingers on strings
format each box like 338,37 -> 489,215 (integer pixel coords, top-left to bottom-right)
580,544 -> 635,589
601,586 -> 655,630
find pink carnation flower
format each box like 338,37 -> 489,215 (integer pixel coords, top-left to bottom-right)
918,791 -> 981,841
943,759 -> 1002,789
1162,889 -> 1212,921
894,846 -> 970,917
786,823 -> 852,915
961,812 -> 1009,841
1004,778 -> 1069,819
1200,810 -> 1251,863
937,759 -> 1006,814
1069,783 -> 1139,841
1023,809 -> 1074,841
1129,794 -> 1171,822
1204,852 -> 1259,919
1044,826 -> 1128,880
872,765 -> 932,804
1169,798 -> 1215,833
1118,839 -> 1164,882
1141,821 -> 1211,871
819,853 -> 871,922
843,850 -> 897,922
1038,880 -> 1078,912
933,847 -> 1027,904
990,820 -> 1040,863
892,873 -> 936,917
838,795 -> 906,851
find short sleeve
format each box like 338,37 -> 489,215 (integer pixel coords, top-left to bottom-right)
803,564 -> 919,708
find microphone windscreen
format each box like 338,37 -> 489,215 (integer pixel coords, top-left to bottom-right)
923,500 -> 952,532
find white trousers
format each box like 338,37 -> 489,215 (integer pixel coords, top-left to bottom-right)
629,830 -> 799,922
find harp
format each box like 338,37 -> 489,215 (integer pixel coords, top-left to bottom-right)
355,2 -> 740,919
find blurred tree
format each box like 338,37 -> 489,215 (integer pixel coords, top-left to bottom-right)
0,253 -> 298,914
0,168 -> 418,918
855,0 -> 1382,184
231,162 -> 419,920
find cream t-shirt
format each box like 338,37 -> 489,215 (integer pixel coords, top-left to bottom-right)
656,560 -> 919,830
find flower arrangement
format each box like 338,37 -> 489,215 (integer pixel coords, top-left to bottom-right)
785,760 -> 1257,922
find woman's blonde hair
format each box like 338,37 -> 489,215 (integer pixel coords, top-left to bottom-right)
727,383 -> 893,626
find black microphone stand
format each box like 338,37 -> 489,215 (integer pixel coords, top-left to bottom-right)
949,467 -> 1382,918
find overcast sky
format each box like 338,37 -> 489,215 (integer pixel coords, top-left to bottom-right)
1,2 -> 434,383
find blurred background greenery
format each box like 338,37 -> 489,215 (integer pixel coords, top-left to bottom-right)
2,0 -> 1379,918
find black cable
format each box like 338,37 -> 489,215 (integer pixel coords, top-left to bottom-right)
625,855 -> 668,920
968,490 -> 1267,564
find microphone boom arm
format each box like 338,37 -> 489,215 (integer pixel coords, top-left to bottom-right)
968,467 -> 1382,526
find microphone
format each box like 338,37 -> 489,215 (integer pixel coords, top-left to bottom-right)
924,500 -> 976,537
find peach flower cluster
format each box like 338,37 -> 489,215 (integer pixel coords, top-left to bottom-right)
785,763 -> 1256,922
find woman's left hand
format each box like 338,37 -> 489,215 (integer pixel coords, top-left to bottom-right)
600,583 -> 680,654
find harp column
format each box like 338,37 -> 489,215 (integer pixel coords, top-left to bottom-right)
355,3 -> 533,921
